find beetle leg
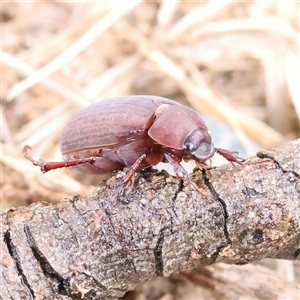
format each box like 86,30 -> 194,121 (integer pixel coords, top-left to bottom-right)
215,148 -> 271,166
164,153 -> 205,196
23,145 -> 96,173
215,148 -> 245,164
117,154 -> 147,186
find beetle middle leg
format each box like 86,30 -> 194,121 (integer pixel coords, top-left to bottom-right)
116,154 -> 147,187
114,140 -> 149,188
164,153 -> 206,196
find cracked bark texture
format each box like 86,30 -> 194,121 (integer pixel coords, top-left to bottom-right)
1,139 -> 299,300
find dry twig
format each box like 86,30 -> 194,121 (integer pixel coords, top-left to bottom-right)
1,140 -> 299,299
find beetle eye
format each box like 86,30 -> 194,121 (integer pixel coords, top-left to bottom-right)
184,141 -> 195,151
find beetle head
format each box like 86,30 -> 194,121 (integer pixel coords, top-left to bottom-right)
183,129 -> 215,161
148,102 -> 216,161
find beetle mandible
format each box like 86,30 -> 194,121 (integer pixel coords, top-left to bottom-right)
24,95 -> 245,194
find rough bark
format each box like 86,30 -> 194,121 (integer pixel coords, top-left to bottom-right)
1,139 -> 299,300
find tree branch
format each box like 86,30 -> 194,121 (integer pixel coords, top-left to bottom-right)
1,139 -> 299,300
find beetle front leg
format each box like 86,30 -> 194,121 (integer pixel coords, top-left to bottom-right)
215,148 -> 245,164
164,153 -> 205,196
215,147 -> 271,166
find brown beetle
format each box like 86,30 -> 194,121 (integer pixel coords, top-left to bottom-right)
24,95 -> 245,193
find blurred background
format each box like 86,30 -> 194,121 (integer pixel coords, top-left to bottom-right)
1,1 -> 299,299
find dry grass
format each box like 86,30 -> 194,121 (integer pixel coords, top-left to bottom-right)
1,1 -> 299,297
